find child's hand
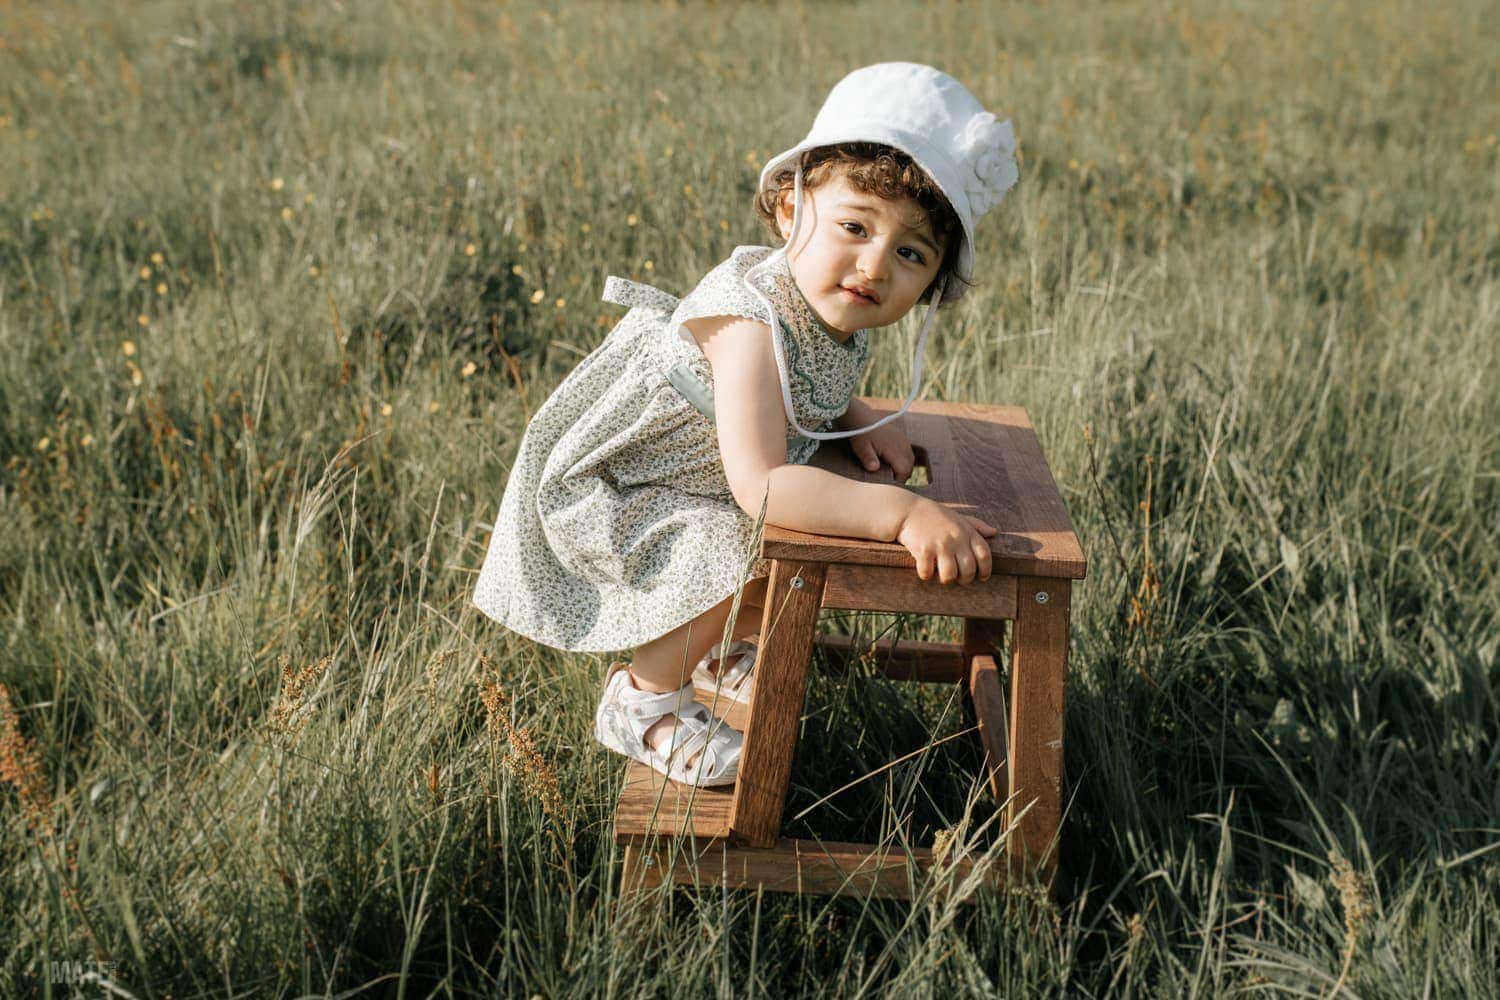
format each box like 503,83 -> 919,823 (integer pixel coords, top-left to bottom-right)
895,497 -> 997,585
849,421 -> 917,481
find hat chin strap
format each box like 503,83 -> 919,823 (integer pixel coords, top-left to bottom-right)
742,162 -> 943,443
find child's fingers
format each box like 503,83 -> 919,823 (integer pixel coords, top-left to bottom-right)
969,516 -> 998,536
854,441 -> 880,471
886,443 -> 915,481
972,535 -> 994,580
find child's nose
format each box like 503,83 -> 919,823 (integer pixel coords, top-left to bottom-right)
858,248 -> 890,281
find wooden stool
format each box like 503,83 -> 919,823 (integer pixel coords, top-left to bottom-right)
613,398 -> 1086,900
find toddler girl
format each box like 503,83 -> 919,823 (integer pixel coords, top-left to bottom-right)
473,63 -> 1019,787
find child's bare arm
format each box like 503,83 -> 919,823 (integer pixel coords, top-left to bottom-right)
683,314 -> 915,541
685,315 -> 997,583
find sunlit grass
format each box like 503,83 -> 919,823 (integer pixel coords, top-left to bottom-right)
2,0 -> 1497,994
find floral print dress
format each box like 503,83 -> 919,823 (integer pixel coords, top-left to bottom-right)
472,245 -> 870,652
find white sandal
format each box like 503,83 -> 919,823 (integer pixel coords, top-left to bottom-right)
592,662 -> 741,787
691,636 -> 758,731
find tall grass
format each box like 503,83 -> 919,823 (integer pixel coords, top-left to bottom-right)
2,0 -> 1497,994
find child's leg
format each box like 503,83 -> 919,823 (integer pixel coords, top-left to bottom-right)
630,575 -> 767,692
630,577 -> 766,751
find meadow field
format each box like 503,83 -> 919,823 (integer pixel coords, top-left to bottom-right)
2,0 -> 1497,994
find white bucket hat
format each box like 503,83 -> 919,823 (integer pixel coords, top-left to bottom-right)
743,62 -> 1019,441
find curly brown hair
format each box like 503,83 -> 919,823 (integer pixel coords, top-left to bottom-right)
753,142 -> 967,301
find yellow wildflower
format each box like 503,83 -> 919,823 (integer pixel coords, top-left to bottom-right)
465,243 -> 477,256
136,314 -> 149,327
280,207 -> 294,221
626,213 -> 638,227
139,266 -> 152,280
271,177 -> 284,191
155,282 -> 167,296
380,403 -> 393,417
427,401 -> 440,414
461,361 -> 477,377
121,340 -> 137,356
529,289 -> 545,304
150,252 -> 165,265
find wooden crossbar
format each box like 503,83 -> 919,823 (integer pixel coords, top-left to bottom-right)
620,835 -> 1005,902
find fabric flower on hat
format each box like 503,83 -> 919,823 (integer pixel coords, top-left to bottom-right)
958,113 -> 1019,217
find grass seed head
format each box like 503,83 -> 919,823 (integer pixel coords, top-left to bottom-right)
267,653 -> 334,742
1329,850 -> 1373,955
476,655 -> 564,819
0,683 -> 54,839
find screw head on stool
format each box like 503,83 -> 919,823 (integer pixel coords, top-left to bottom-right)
790,575 -> 805,590
1035,591 -> 1050,604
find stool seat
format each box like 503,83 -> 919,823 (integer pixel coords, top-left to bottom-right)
765,399 -> 1085,581
614,398 -> 1086,902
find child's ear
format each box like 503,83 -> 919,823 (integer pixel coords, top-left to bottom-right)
775,189 -> 793,239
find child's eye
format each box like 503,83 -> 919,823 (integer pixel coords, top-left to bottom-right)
898,246 -> 927,265
839,221 -> 866,236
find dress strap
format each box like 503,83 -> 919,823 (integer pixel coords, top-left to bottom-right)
601,275 -> 680,314
602,274 -> 714,423
667,363 -> 716,423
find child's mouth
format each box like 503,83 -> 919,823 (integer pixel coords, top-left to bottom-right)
840,287 -> 876,304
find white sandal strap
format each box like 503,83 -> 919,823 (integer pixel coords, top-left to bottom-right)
660,713 -> 737,783
721,643 -> 756,686
659,713 -> 711,763
616,682 -> 695,722
697,638 -> 757,689
710,639 -> 756,660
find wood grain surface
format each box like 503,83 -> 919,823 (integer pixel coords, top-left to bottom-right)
963,619 -> 1010,804
730,560 -> 827,847
814,633 -> 966,684
618,835 -> 1005,901
1007,577 -> 1070,880
821,563 -> 1018,617
761,398 -> 1086,580
614,761 -> 734,840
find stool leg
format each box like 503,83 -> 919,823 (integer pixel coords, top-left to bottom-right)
1007,578 -> 1070,881
730,560 -> 826,848
617,840 -> 660,915
962,619 -> 1009,802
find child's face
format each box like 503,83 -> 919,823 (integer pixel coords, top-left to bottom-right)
775,170 -> 945,339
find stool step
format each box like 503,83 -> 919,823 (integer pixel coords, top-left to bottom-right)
620,834 -> 1006,901
614,761 -> 733,840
